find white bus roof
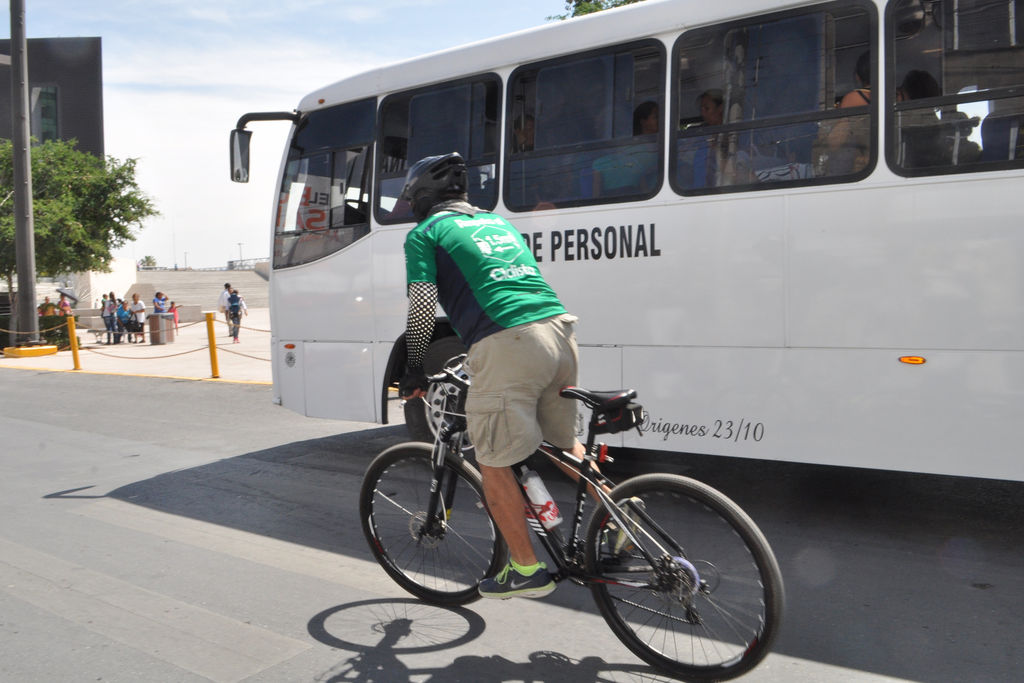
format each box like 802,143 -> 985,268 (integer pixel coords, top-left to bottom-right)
296,0 -> 777,113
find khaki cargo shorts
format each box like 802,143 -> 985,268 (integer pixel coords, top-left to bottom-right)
464,313 -> 579,468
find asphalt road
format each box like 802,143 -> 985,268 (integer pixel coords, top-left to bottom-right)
1,369 -> 1021,682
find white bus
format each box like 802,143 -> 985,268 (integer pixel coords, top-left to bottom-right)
230,0 -> 1024,481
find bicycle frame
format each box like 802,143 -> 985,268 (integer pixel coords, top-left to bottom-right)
524,443 -> 685,589
417,359 -> 684,591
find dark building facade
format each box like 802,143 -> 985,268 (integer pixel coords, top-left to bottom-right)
0,37 -> 103,156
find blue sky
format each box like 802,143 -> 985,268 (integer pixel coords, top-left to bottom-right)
2,0 -> 569,268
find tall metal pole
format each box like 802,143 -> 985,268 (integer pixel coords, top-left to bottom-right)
10,0 -> 38,344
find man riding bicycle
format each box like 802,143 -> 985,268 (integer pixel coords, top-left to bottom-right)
399,152 -> 584,599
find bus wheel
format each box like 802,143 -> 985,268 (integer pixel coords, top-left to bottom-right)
403,335 -> 467,442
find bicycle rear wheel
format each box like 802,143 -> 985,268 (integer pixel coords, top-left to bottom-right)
360,442 -> 506,605
585,473 -> 784,681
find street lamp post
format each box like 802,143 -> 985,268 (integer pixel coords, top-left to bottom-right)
237,242 -> 243,263
10,0 -> 39,345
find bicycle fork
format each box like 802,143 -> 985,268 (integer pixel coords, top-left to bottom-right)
417,440 -> 463,541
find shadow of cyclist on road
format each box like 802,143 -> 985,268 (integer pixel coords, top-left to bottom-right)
309,598 -> 670,682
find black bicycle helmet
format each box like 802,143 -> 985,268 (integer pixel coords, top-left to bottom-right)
399,152 -> 468,221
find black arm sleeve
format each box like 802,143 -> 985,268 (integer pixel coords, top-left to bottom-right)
405,281 -> 438,370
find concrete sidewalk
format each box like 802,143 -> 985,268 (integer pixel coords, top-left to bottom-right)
0,308 -> 272,384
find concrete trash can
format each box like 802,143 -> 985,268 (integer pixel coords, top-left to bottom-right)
158,312 -> 175,343
149,315 -> 166,345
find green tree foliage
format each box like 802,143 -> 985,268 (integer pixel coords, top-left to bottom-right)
0,138 -> 157,295
139,255 -> 157,268
551,0 -> 646,20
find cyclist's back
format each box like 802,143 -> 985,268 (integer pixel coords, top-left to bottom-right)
405,205 -> 565,346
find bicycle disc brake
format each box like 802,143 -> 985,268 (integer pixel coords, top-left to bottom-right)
409,511 -> 446,549
653,556 -> 701,597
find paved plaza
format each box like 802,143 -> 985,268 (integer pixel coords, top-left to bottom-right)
0,308 -> 272,384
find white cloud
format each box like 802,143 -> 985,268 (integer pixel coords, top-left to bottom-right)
183,7 -> 233,25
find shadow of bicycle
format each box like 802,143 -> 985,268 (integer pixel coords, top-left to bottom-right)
308,598 -> 672,683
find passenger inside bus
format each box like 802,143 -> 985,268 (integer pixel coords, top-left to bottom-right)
816,51 -> 872,176
634,100 -> 660,135
591,101 -> 660,198
688,89 -> 729,188
512,115 -> 535,152
897,69 -> 946,168
898,71 -> 981,167
837,51 -> 872,110
699,89 -> 724,127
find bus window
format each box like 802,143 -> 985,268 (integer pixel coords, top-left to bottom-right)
889,0 -> 1024,175
273,98 -> 375,269
332,147 -> 370,227
672,2 -> 876,194
375,76 -> 500,224
505,40 -> 665,211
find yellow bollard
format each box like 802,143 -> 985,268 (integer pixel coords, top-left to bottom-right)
205,311 -> 220,378
66,316 -> 81,370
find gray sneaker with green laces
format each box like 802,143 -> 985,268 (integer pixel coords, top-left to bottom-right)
478,562 -> 555,599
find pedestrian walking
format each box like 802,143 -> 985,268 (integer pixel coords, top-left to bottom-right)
218,282 -> 232,335
227,289 -> 247,343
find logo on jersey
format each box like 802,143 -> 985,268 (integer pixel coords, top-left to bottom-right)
472,225 -> 523,264
489,264 -> 537,281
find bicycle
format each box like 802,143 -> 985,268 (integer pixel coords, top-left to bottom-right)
360,356 -> 784,681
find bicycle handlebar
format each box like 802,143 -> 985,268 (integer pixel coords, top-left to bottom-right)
426,356 -> 469,390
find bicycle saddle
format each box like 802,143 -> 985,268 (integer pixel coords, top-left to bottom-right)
559,386 -> 637,411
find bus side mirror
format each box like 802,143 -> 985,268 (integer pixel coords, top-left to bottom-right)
230,128 -> 252,183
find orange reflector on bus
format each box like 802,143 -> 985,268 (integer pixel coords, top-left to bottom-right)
284,343 -> 296,349
899,356 -> 926,365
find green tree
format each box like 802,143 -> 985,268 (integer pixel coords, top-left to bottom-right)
550,0 -> 646,20
0,138 -> 157,304
139,255 -> 157,268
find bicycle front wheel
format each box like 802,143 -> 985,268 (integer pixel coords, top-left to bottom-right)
360,442 -> 506,605
585,473 -> 784,681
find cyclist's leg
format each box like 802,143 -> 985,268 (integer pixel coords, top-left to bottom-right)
476,461 -> 557,599
465,319 -> 571,594
533,313 -> 608,495
478,463 -> 535,566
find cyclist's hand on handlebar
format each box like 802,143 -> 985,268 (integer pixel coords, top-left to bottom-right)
399,366 -> 429,399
